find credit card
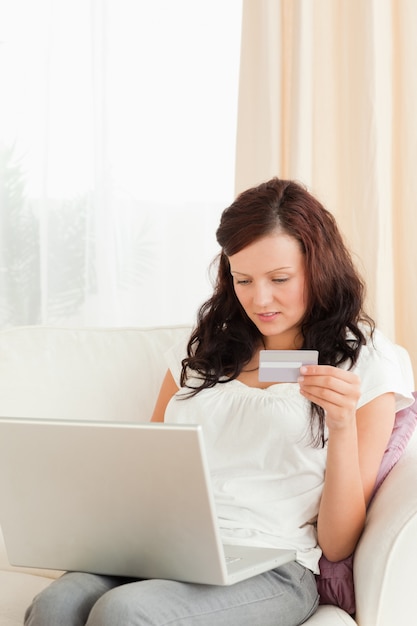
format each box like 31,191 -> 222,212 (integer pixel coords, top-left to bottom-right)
259,350 -> 319,383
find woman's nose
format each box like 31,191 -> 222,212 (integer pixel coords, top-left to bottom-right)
253,282 -> 274,307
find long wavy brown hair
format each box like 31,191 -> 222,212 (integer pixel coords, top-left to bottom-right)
180,177 -> 374,446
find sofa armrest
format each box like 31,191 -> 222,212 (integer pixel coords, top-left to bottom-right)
354,432 -> 417,626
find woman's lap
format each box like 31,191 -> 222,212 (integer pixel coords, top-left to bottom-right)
25,562 -> 319,626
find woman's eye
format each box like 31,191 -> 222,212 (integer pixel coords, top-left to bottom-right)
236,279 -> 251,285
272,278 -> 288,284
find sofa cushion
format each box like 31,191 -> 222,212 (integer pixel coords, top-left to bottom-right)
371,391 -> 417,497
316,392 -> 417,614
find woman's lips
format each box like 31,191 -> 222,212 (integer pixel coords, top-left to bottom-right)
256,312 -> 279,322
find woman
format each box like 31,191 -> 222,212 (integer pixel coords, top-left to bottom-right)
25,178 -> 413,625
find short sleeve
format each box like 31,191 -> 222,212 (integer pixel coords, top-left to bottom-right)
164,333 -> 190,387
353,329 -> 414,412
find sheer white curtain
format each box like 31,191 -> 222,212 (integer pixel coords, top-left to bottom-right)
235,0 -> 417,374
0,0 -> 242,327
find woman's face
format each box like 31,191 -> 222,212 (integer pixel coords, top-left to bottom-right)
228,232 -> 307,349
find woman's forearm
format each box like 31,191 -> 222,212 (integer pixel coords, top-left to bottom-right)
317,423 -> 366,562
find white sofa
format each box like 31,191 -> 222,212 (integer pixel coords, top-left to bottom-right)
0,325 -> 416,626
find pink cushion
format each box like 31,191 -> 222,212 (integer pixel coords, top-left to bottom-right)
316,392 -> 417,615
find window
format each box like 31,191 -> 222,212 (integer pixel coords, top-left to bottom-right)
0,0 -> 242,326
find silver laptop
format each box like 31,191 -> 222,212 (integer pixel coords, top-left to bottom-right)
0,418 -> 295,585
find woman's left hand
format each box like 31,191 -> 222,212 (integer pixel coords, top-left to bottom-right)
298,365 -> 361,430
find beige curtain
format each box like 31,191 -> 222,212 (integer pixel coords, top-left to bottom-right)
235,0 -> 417,377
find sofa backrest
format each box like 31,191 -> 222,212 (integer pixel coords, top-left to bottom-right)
0,325 -> 414,425
0,325 -> 191,423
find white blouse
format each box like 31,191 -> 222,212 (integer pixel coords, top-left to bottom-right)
164,328 -> 414,573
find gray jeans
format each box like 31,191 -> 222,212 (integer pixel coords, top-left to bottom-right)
25,562 -> 319,626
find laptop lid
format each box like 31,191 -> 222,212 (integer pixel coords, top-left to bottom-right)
0,418 -> 294,585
